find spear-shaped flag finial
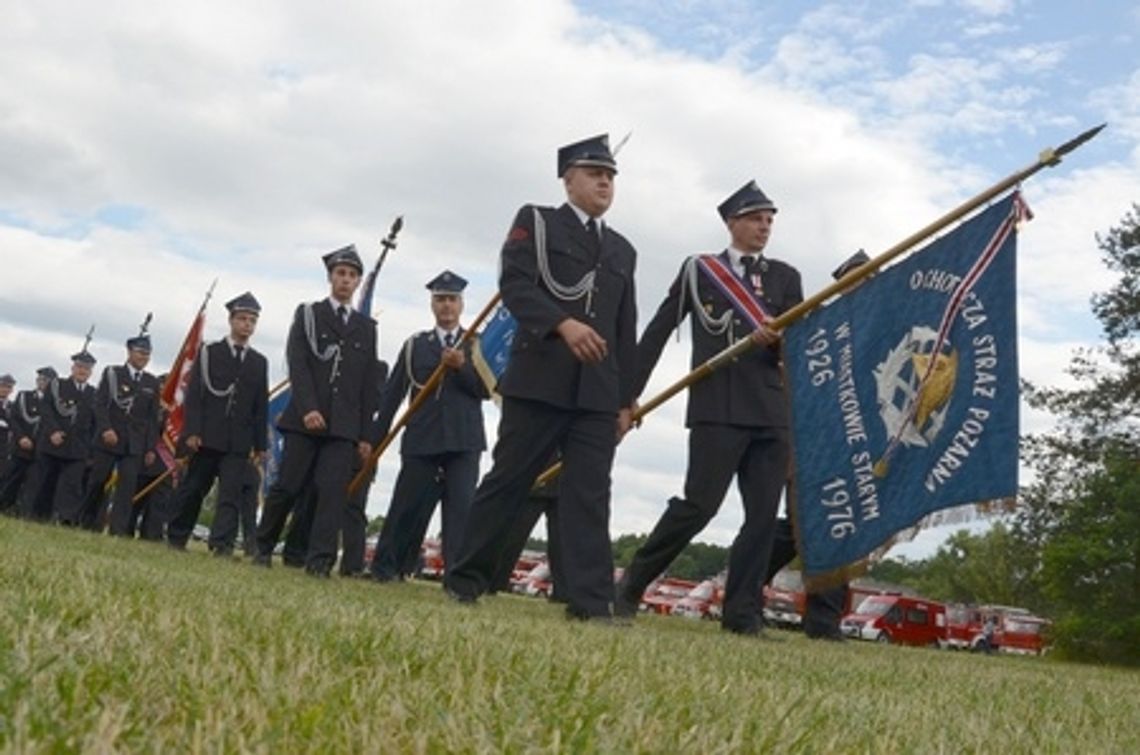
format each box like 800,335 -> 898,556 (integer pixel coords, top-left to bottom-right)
1040,122 -> 1106,166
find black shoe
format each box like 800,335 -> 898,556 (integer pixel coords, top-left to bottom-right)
212,547 -> 234,559
614,591 -> 640,619
305,564 -> 331,579
251,553 -> 271,568
445,587 -> 478,605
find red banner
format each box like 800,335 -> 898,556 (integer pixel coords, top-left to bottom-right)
158,308 -> 206,466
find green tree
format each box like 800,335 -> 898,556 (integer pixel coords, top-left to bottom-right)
1020,204 -> 1140,665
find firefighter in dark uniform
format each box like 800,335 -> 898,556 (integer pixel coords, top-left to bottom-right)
0,374 -> 15,477
33,347 -> 98,525
615,180 -> 803,636
131,385 -> 172,541
444,134 -> 638,620
167,292 -> 269,554
254,246 -> 379,576
369,270 -> 490,581
0,367 -> 55,516
84,325 -> 163,535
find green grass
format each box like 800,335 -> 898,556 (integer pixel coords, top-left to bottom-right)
1,518 -> 1138,754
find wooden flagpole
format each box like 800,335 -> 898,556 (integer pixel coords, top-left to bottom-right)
532,124 -> 1106,487
347,291 -> 503,495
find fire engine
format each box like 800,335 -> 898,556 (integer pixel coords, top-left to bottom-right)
763,569 -> 807,628
947,604 -> 1051,655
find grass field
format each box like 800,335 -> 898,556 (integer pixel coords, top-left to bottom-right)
1,518 -> 1138,754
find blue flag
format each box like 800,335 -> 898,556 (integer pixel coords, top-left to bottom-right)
262,387 -> 291,495
471,304 -> 517,398
784,192 -> 1029,583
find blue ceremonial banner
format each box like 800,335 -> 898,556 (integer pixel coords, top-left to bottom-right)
472,304 -> 517,398
262,387 -> 291,496
785,193 -> 1028,583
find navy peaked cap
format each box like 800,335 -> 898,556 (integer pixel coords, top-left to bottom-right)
226,291 -> 262,315
832,250 -> 871,281
426,270 -> 468,294
718,180 -> 778,220
322,245 -> 364,274
557,133 -> 618,177
126,335 -> 152,353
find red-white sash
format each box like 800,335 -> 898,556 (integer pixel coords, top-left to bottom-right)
696,254 -> 772,329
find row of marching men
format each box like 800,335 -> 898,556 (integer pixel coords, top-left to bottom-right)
0,132 -> 857,637
0,333 -> 173,536
0,258 -> 490,576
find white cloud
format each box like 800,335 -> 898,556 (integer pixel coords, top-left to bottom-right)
957,0 -> 1016,16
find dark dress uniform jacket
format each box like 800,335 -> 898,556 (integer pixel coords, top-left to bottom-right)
636,250 -> 803,428
182,341 -> 269,455
38,379 -> 97,460
497,203 -> 637,414
277,301 -> 379,442
376,329 -> 488,455
93,365 -> 161,455
9,391 -> 45,460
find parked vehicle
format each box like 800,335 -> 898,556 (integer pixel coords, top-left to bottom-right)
521,561 -> 553,598
939,602 -> 984,652
763,569 -> 806,628
671,578 -> 724,620
946,604 -> 1051,655
841,594 -> 947,647
996,614 -> 1051,656
641,577 -> 697,615
508,550 -> 546,593
418,538 -> 445,580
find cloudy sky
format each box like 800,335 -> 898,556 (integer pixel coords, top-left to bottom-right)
2,0 -> 1137,557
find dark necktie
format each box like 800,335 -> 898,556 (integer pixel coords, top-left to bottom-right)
585,218 -> 598,238
742,255 -> 764,294
132,370 -> 141,385
337,304 -> 349,324
234,345 -> 244,361
444,332 -> 456,348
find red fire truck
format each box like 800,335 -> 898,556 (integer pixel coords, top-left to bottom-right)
946,604 -> 1051,655
763,569 -> 807,628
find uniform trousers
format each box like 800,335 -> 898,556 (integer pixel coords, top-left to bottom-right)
619,423 -> 788,633
33,454 -> 87,525
207,457 -> 259,554
84,449 -> 143,535
0,456 -> 34,514
370,451 -> 478,580
445,398 -> 617,618
255,431 -> 354,573
490,492 -> 563,599
130,471 -> 171,541
165,449 -> 245,548
338,460 -> 371,575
